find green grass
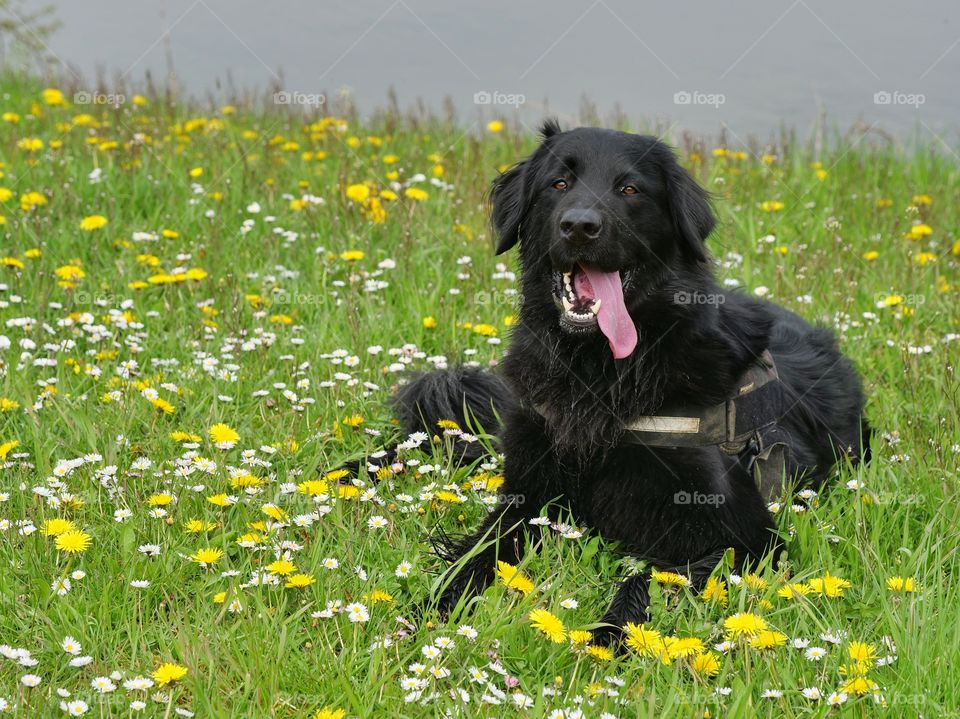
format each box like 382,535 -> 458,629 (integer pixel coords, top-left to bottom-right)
0,73 -> 959,717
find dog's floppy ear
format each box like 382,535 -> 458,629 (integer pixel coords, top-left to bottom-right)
490,161 -> 527,255
490,119 -> 560,255
666,163 -> 715,263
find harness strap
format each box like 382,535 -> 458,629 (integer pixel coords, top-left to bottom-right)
621,349 -> 781,452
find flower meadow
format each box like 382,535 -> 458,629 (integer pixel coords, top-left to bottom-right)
0,76 -> 959,717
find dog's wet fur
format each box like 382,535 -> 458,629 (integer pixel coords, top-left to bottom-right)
391,121 -> 870,645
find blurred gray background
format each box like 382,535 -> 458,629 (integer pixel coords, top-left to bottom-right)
12,0 -> 960,141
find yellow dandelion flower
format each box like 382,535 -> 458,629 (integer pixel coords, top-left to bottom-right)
624,623 -> 665,658
313,709 -> 346,719
886,575 -> 919,593
41,518 -> 76,536
723,612 -> 767,638
568,630 -> 592,645
345,184 -> 370,203
55,265 -> 84,282
19,191 -> 47,211
486,120 -> 504,133
840,676 -> 878,696
147,494 -> 173,506
42,88 -> 66,105
261,504 -> 287,521
266,559 -> 296,576
702,576 -> 728,606
905,223 -> 933,241
422,316 -> 437,329
529,609 -> 566,643
79,215 -> 108,231
366,589 -> 394,604
190,547 -> 223,565
749,630 -> 787,650
689,651 -> 721,676
848,641 -> 876,665
664,636 -> 705,660
152,662 -> 188,686
184,519 -> 216,533
586,645 -> 613,662
472,323 -> 497,337
230,474 -> 263,489
285,573 -> 315,589
760,200 -> 784,212
777,582 -> 812,599
337,485 -> 360,499
496,560 -> 533,595
151,398 -> 176,414
207,493 -> 231,507
862,250 -> 880,261
339,249 -> 365,261
0,439 -> 19,459
17,137 -> 44,152
297,479 -> 329,496
209,423 -> 240,447
743,573 -> 768,591
55,530 -> 92,554
404,187 -> 429,202
808,572 -> 851,598
652,570 -> 691,587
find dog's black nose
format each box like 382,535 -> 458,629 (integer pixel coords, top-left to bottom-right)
559,208 -> 602,243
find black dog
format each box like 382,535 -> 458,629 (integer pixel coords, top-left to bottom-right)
391,120 -> 869,646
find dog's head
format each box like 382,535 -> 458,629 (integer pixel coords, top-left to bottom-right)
490,120 -> 715,359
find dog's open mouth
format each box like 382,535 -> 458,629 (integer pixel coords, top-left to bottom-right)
553,263 -> 639,359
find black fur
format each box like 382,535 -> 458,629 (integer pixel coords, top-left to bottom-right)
393,368 -> 517,462
396,122 -> 870,646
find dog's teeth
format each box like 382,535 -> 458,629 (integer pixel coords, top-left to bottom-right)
562,297 -> 573,312
590,299 -> 601,314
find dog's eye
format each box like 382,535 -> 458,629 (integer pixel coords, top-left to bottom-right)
620,185 -> 639,195
551,179 -> 568,191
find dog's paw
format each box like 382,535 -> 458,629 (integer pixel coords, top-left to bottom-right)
589,624 -> 628,653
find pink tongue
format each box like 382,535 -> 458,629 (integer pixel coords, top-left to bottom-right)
580,266 -> 638,359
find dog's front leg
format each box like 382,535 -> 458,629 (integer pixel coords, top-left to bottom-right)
430,501 -> 537,617
594,573 -> 652,648
594,548 -> 735,649
429,410 -> 561,617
